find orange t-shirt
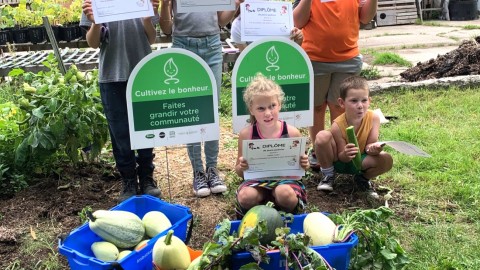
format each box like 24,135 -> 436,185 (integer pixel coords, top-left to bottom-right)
301,0 -> 360,62
334,110 -> 374,153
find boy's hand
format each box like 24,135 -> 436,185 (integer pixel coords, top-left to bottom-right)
366,142 -> 385,156
300,154 -> 309,170
238,157 -> 249,171
344,143 -> 359,161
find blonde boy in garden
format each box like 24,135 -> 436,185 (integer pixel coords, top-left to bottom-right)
235,74 -> 309,217
314,76 -> 392,198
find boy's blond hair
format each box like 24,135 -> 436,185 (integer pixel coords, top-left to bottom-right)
243,73 -> 285,124
339,75 -> 369,100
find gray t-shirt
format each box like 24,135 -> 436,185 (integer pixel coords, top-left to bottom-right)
80,15 -> 153,83
172,0 -> 220,37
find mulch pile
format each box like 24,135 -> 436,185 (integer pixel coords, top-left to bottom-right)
401,36 -> 480,82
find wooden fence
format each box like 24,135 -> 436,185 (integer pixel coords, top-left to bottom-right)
376,0 -> 419,26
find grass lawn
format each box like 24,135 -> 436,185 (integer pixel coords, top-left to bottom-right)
371,86 -> 480,269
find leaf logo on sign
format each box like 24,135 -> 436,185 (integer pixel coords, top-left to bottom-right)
266,46 -> 280,71
164,58 -> 180,84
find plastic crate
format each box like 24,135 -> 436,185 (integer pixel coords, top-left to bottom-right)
228,214 -> 358,270
58,195 -> 192,270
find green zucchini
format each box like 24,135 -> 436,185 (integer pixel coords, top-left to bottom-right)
346,126 -> 362,171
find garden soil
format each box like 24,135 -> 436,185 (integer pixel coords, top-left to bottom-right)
2,19 -> 480,269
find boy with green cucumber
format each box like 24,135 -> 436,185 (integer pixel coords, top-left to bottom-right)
313,76 -> 393,198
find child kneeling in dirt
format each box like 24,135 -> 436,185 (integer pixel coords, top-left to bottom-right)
314,76 -> 393,198
234,73 -> 309,218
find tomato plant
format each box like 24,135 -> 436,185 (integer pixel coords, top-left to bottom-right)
0,53 -> 108,196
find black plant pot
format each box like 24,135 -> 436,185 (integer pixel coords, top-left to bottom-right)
74,24 -> 82,39
11,27 -> 29,44
49,25 -> 62,43
449,0 -> 479,21
0,28 -> 13,45
59,25 -> 77,42
28,26 -> 46,44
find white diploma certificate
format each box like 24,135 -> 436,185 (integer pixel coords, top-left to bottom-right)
380,141 -> 431,157
176,0 -> 236,13
92,0 -> 154,24
240,1 -> 293,42
242,137 -> 306,180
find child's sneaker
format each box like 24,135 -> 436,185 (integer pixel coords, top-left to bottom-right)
317,174 -> 334,191
206,167 -> 227,194
307,147 -> 320,170
354,174 -> 379,199
193,171 -> 211,198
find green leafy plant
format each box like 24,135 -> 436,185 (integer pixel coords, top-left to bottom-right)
0,54 -> 108,196
0,5 -> 16,29
220,71 -> 233,117
11,0 -> 33,28
329,207 -> 410,270
78,206 -> 93,223
360,66 -> 381,80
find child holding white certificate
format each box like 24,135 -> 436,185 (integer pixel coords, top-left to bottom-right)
235,73 -> 309,217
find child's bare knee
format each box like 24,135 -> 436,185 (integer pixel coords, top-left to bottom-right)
238,187 -> 261,207
315,130 -> 332,145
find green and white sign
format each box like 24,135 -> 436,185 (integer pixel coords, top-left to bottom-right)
232,38 -> 313,133
127,48 -> 219,150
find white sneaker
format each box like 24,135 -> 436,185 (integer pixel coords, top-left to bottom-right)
193,171 -> 211,197
317,175 -> 334,191
206,167 -> 227,194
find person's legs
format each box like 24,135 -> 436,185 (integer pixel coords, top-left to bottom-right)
309,74 -> 330,145
272,185 -> 298,213
237,186 -> 267,211
199,34 -> 227,194
99,82 -> 137,201
308,73 -> 331,169
314,130 -> 337,191
172,36 -> 210,197
361,152 -> 393,179
136,150 -> 161,198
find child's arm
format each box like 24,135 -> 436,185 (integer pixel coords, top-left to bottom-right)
293,0 -> 312,29
364,112 -> 384,156
359,0 -> 378,25
142,0 -> 160,44
217,0 -> 244,27
235,127 -> 250,178
82,0 -> 102,48
160,0 -> 173,35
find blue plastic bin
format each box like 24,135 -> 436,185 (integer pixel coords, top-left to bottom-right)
228,214 -> 358,270
58,195 -> 192,270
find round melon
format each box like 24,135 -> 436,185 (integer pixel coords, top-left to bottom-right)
142,211 -> 172,238
238,204 -> 284,245
303,212 -> 336,246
